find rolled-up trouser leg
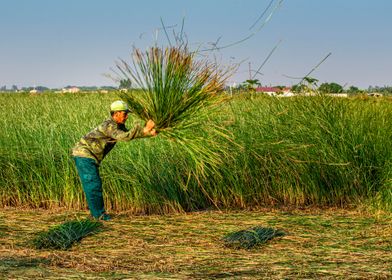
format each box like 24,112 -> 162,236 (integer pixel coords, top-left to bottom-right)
73,156 -> 105,218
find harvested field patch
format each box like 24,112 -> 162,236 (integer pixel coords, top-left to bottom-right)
0,208 -> 391,279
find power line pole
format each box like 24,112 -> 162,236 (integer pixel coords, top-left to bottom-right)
248,62 -> 251,80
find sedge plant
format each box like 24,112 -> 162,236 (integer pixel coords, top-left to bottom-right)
1,93 -> 392,212
113,46 -> 234,175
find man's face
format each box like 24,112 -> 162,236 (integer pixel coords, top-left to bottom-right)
113,111 -> 128,124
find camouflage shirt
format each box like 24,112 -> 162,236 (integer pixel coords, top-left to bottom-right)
72,117 -> 144,164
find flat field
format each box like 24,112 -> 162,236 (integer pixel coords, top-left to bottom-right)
1,208 -> 391,279
1,92 -> 392,278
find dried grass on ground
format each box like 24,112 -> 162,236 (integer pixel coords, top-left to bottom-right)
0,208 -> 391,279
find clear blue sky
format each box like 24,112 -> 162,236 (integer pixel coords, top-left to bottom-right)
1,0 -> 391,89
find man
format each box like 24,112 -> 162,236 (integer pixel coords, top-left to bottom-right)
72,100 -> 157,221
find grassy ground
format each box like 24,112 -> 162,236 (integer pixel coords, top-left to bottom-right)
0,208 -> 391,279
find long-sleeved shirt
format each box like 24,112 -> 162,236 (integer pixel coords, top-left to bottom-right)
72,117 -> 144,164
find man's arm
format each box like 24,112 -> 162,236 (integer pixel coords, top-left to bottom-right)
103,120 -> 157,141
105,123 -> 144,141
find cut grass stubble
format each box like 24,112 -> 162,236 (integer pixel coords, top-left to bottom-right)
1,209 -> 391,279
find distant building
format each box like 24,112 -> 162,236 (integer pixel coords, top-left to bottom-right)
29,88 -> 45,94
62,87 -> 80,93
368,92 -> 383,97
256,87 -> 292,96
325,93 -> 348,98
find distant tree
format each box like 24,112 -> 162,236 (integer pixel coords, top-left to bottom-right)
0,85 -> 6,91
79,86 -> 98,91
292,77 -> 319,94
119,79 -> 132,89
303,77 -> 319,88
375,86 -> 392,95
291,84 -> 308,93
11,85 -> 18,91
100,86 -> 116,90
242,79 -> 261,92
346,86 -> 361,94
36,86 -> 49,91
318,82 -> 343,94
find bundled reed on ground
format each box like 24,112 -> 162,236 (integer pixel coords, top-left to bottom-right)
33,219 -> 102,250
223,226 -> 285,249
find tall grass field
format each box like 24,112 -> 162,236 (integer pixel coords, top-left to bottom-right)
1,92 -> 391,213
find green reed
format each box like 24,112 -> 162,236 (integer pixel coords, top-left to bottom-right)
0,92 -> 391,212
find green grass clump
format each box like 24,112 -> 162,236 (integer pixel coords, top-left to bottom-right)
115,46 -> 233,174
223,226 -> 286,249
116,46 -> 230,130
33,219 -> 102,250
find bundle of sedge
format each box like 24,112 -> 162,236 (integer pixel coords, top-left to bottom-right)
115,46 -> 235,175
33,219 -> 102,250
223,226 -> 285,249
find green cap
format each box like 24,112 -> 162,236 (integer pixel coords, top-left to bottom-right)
110,100 -> 129,112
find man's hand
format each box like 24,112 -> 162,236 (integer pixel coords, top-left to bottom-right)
143,120 -> 158,136
150,129 -> 158,136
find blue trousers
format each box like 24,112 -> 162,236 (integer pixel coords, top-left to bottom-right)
73,157 -> 105,218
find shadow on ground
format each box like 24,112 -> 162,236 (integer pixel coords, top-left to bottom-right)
0,256 -> 50,268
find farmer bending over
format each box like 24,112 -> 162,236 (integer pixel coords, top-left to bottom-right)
72,101 -> 157,221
